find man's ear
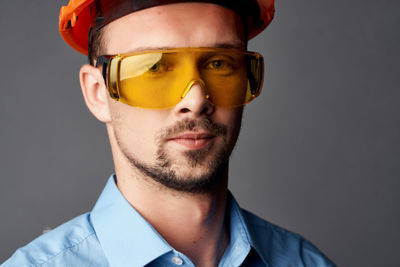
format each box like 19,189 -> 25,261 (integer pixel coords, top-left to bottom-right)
79,64 -> 112,123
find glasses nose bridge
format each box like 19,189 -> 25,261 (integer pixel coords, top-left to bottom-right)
178,56 -> 210,100
180,79 -> 210,100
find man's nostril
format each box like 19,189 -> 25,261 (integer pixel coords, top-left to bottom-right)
180,108 -> 190,113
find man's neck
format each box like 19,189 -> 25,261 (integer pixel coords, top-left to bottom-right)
116,167 -> 230,267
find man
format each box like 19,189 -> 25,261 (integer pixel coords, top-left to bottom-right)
2,0 -> 335,266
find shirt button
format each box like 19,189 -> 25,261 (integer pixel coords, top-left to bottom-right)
171,256 -> 183,265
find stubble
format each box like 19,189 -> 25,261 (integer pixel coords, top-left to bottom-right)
115,118 -> 231,193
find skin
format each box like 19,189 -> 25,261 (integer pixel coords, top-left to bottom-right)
79,3 -> 246,266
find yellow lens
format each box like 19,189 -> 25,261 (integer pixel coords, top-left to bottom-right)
118,53 -> 182,108
106,48 -> 263,109
200,50 -> 248,107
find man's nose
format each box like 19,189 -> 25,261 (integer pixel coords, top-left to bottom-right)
173,80 -> 215,117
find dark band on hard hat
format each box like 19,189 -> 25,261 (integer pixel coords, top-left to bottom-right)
91,0 -> 262,32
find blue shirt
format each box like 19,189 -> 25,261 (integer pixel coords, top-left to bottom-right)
2,175 -> 335,266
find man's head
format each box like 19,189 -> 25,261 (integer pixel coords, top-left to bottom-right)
59,0 -> 274,194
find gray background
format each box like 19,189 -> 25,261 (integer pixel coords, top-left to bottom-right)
0,0 -> 399,266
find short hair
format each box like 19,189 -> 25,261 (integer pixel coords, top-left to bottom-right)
88,27 -> 104,66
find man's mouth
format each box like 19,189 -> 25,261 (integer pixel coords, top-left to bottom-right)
167,132 -> 216,149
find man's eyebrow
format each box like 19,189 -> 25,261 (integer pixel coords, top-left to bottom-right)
123,42 -> 246,53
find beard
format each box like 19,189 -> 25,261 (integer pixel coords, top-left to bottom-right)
115,118 -> 232,194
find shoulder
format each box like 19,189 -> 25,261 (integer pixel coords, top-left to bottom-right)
241,209 -> 336,266
1,213 -> 108,267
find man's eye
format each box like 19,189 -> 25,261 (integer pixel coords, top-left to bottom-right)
147,62 -> 167,73
207,60 -> 230,70
204,58 -> 236,75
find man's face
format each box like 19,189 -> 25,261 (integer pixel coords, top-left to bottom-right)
102,3 -> 246,193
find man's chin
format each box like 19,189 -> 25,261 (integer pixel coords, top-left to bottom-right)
155,165 -> 228,194
169,167 -> 216,183
130,154 -> 228,193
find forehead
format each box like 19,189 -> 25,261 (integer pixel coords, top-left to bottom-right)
102,2 -> 246,54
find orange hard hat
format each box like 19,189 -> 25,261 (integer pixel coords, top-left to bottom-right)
59,0 -> 275,55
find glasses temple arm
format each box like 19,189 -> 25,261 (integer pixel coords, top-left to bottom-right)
96,56 -> 109,83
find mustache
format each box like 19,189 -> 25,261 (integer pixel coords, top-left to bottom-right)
157,118 -> 227,141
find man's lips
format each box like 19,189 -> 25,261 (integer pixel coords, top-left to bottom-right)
167,132 -> 216,149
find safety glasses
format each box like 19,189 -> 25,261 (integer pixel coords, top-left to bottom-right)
97,47 -> 264,109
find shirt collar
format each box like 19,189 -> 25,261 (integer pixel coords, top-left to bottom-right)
90,175 -> 267,266
90,175 -> 172,267
226,193 -> 269,266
